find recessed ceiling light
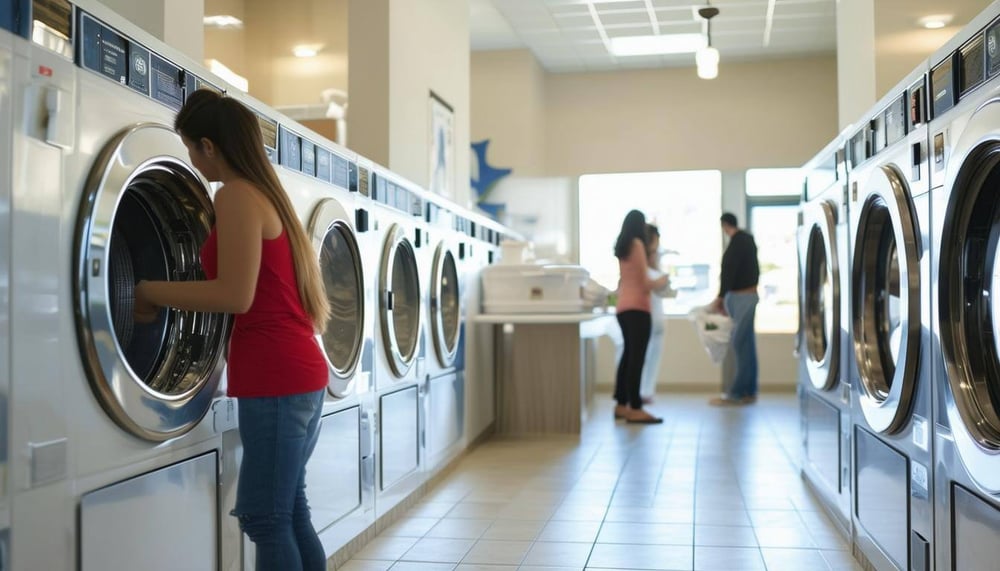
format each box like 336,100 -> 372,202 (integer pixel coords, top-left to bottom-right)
608,34 -> 706,57
918,14 -> 953,29
203,15 -> 243,29
293,44 -> 324,58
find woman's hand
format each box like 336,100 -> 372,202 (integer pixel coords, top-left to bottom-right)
134,281 -> 161,324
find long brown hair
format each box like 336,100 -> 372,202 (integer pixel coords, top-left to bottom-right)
175,89 -> 331,333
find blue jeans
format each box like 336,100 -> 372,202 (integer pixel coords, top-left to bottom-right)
724,292 -> 759,399
234,389 -> 326,571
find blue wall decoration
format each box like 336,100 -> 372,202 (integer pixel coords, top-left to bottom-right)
470,140 -> 512,220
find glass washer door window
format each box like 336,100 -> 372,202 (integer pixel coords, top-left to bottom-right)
379,223 -> 421,377
851,164 -> 921,434
76,124 -> 229,442
309,198 -> 365,397
431,243 -> 460,367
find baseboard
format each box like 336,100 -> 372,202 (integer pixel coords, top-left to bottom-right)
594,383 -> 797,394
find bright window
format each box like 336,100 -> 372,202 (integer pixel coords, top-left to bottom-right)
745,168 -> 803,197
578,170 -> 723,314
746,169 -> 801,334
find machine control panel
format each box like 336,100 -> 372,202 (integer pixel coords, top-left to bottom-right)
149,54 -> 183,111
931,54 -> 957,118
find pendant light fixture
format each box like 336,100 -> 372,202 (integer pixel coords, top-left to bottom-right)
697,5 -> 720,80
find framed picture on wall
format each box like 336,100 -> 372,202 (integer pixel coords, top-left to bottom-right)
429,91 -> 455,200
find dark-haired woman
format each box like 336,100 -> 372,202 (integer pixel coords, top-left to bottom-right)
133,89 -> 331,570
613,210 -> 668,424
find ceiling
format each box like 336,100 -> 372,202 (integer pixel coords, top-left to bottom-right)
470,0 -> 996,74
470,0 -> 837,73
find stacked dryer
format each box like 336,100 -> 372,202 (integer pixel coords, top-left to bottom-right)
928,5 -> 1000,569
798,139 -> 853,531
847,67 -> 934,571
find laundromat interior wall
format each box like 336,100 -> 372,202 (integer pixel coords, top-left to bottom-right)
472,53 -> 839,389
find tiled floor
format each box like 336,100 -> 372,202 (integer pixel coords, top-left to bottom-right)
342,393 -> 863,571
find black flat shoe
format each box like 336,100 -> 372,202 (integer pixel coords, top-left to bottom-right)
626,416 -> 663,424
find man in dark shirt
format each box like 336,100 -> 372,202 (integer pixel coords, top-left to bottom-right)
710,212 -> 760,406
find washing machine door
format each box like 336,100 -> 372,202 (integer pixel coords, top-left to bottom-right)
801,199 -> 840,390
852,165 -> 921,433
379,223 -> 421,377
938,115 -> 1000,491
430,242 -> 460,367
308,197 -> 365,398
74,124 -> 230,442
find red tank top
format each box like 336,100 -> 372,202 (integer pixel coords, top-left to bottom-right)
201,227 -> 328,397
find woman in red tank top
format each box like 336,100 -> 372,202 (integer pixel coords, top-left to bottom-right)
133,90 -> 331,571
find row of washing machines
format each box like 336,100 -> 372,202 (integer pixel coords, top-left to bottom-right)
0,1 -> 510,569
797,2 -> 1000,570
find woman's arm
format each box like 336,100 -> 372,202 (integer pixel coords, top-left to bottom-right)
135,182 -> 263,316
632,240 -> 668,292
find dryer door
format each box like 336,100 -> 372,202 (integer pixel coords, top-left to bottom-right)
801,199 -> 840,390
379,223 -> 421,377
430,242 -> 460,368
938,124 -> 1000,491
308,198 -> 365,398
852,165 -> 921,433
75,124 -> 230,442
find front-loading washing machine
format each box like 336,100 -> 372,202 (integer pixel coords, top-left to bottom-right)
366,164 -> 427,517
219,103 -> 381,562
798,137 -> 853,532
847,66 -> 934,571
420,194 -> 465,473
10,3 -> 234,569
928,6 -> 1000,569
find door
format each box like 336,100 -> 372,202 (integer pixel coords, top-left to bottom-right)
852,164 -> 921,433
800,199 -> 841,391
938,126 -> 1000,492
430,242 -> 460,368
308,198 -> 365,397
379,223 -> 421,378
75,124 -> 229,441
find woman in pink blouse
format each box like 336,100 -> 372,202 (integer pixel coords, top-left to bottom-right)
614,210 -> 669,424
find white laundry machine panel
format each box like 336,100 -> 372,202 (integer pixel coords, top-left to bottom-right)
420,196 -> 466,472
363,165 -> 427,517
847,66 -> 934,571
7,2 -> 236,569
928,5 -> 1000,569
0,20 -> 16,568
798,138 -> 853,532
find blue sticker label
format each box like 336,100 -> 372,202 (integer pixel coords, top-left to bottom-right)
332,154 -> 350,189
150,54 -> 183,111
81,14 -> 128,84
127,42 -> 150,96
316,148 -> 332,182
301,141 -> 316,177
279,127 -> 301,171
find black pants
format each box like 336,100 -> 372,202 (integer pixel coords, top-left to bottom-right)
615,310 -> 652,409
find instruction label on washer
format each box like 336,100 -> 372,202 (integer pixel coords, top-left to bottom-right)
912,415 -> 929,452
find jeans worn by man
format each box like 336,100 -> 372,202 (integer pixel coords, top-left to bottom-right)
723,291 -> 759,401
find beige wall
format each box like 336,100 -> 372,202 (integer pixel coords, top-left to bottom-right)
389,0 -> 471,205
470,50 -> 547,176
101,0 -> 205,61
544,57 -> 839,176
350,0 -> 471,206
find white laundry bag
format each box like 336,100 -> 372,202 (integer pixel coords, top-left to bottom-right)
688,304 -> 733,365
